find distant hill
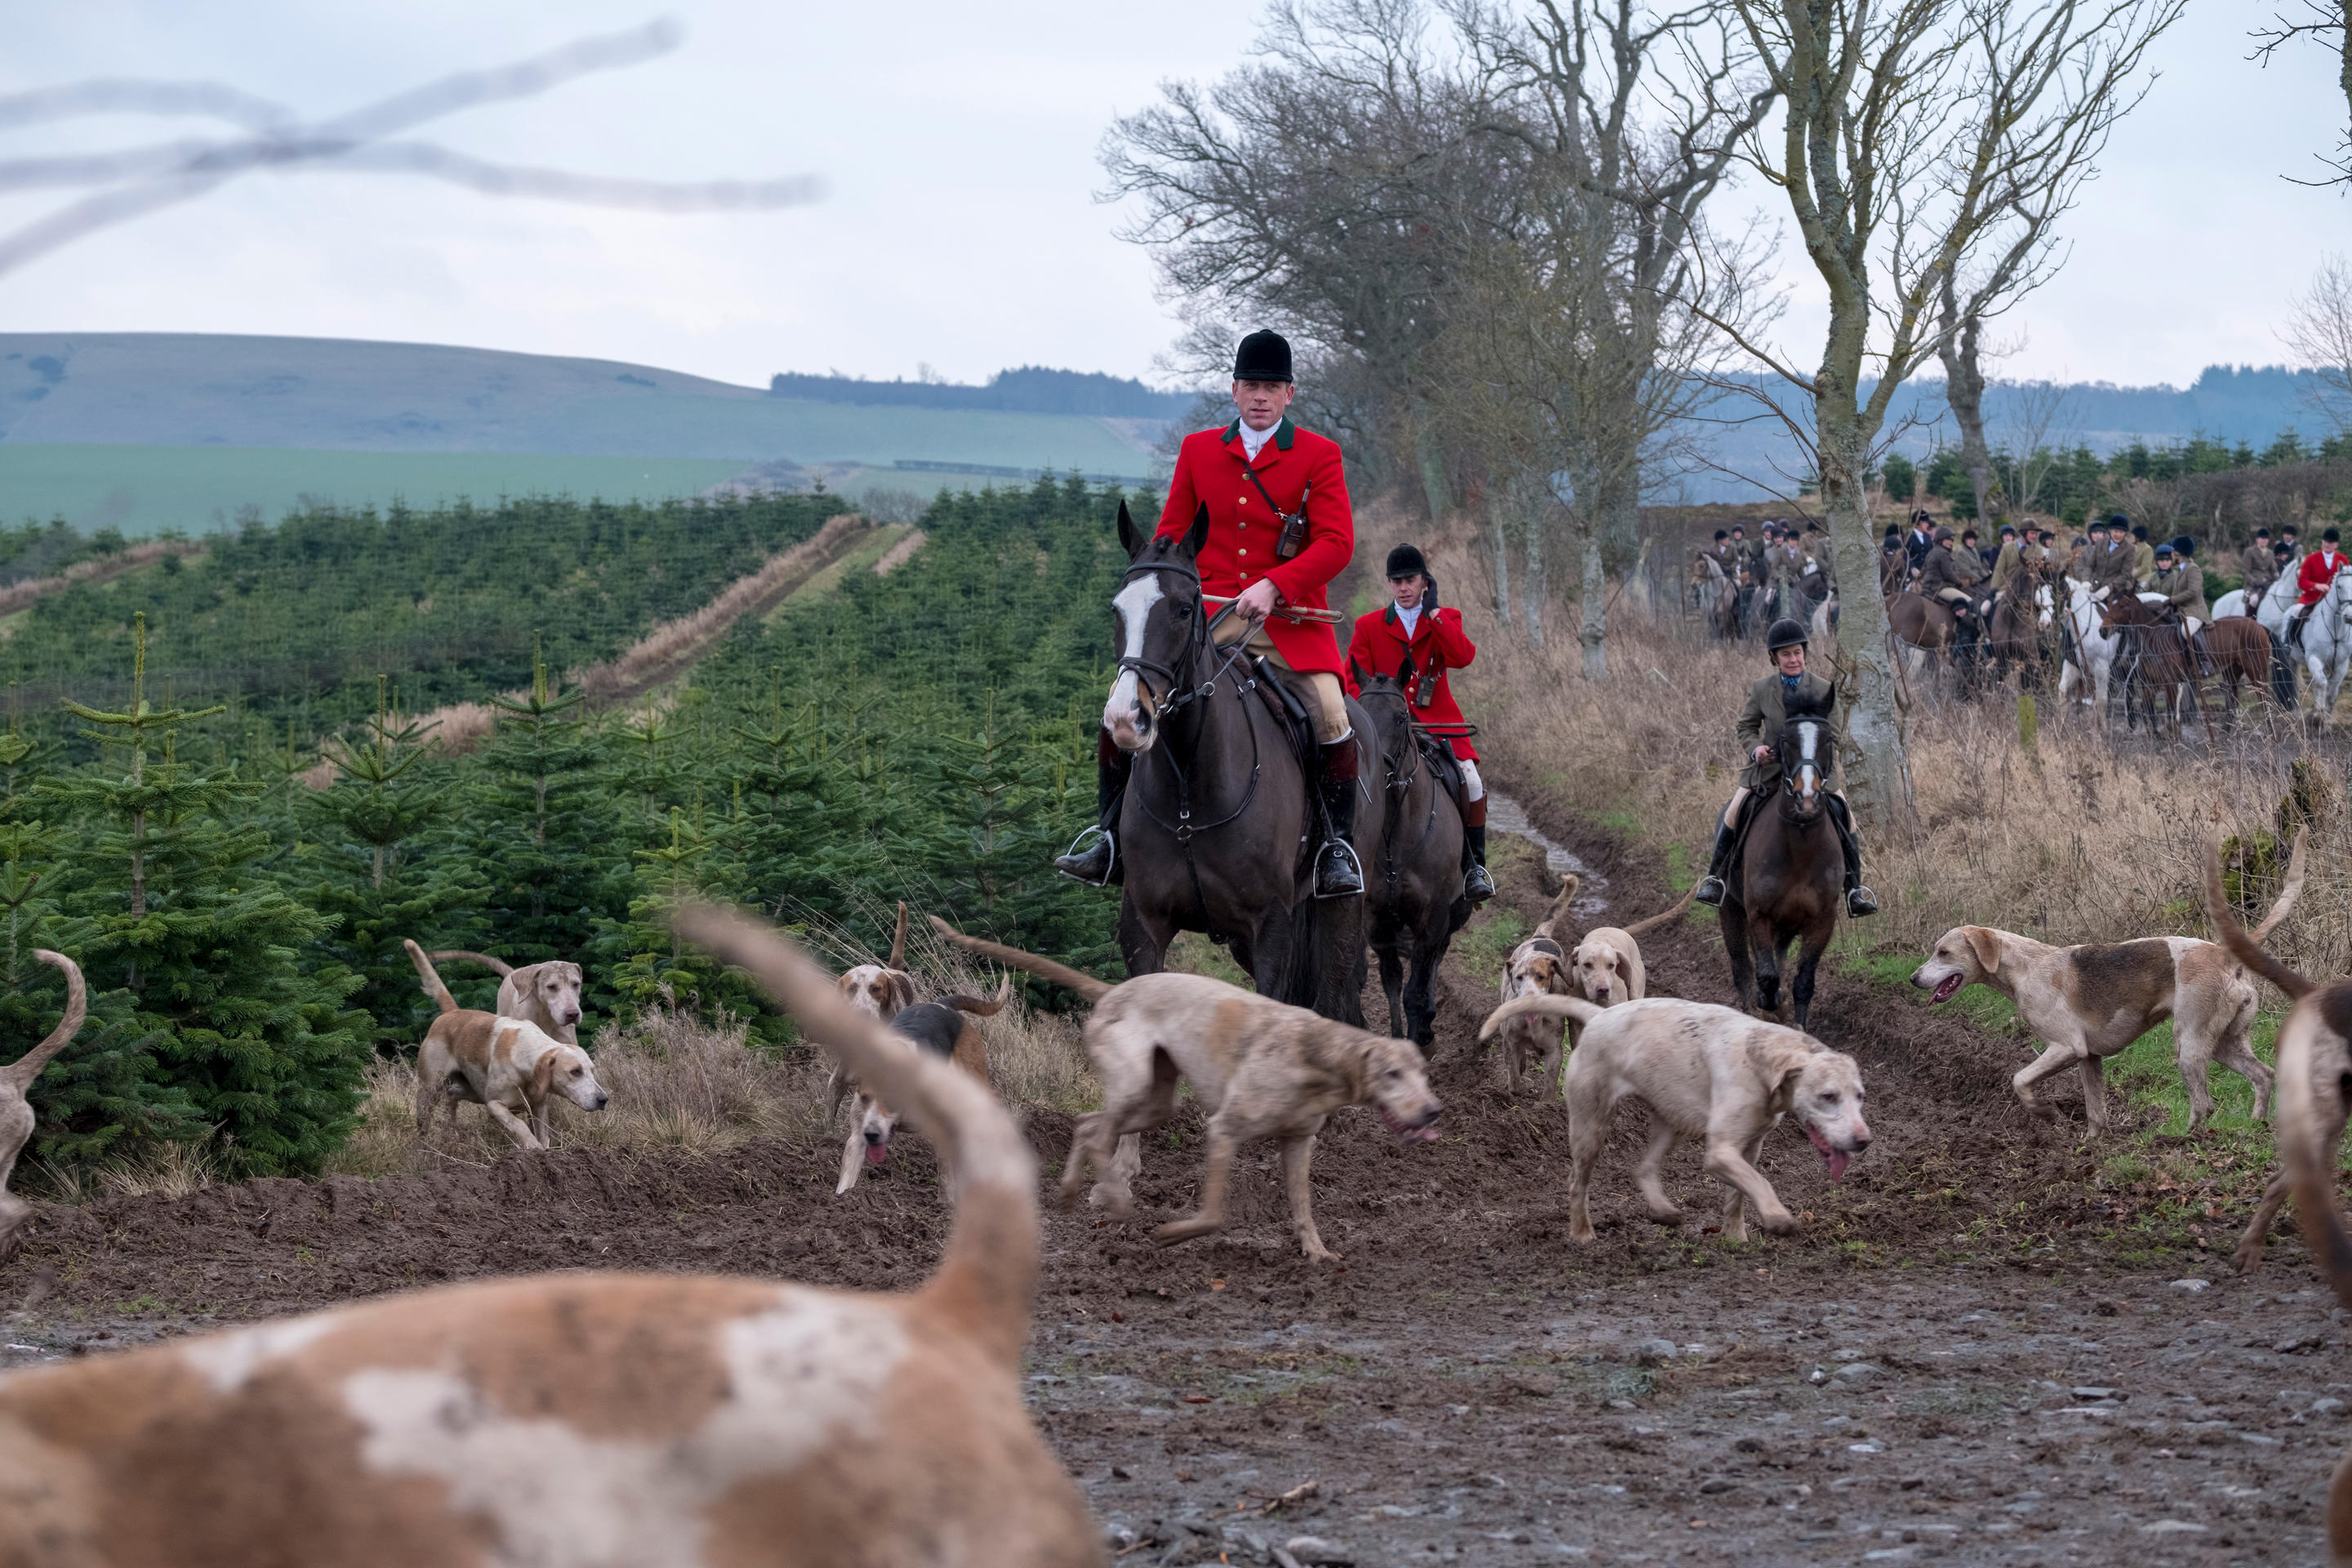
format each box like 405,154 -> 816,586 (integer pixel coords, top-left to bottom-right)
0,333 -> 1182,534
767,365 -> 1193,418
0,333 -> 1170,474
1678,365 -> 2342,504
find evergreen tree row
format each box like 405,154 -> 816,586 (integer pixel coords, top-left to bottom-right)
0,477 -> 1132,1179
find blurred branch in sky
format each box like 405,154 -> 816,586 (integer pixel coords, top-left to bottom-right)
0,18 -> 822,278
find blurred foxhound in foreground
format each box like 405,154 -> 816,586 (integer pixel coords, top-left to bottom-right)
0,909 -> 1102,1567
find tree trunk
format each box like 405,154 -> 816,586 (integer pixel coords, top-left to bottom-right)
1407,392 -> 1454,521
1577,521 -> 1608,679
1598,459 -> 1642,573
1488,509 -> 1512,627
1937,305 -> 2006,529
1521,490 -> 1548,648
1820,403 -> 1916,831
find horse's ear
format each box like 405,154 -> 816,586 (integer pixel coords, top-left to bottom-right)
1182,503 -> 1211,559
1820,679 -> 1838,710
1116,499 -> 1144,558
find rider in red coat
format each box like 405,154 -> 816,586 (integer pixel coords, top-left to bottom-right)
1344,544 -> 1494,902
1055,329 -> 1365,896
2290,526 -> 2350,646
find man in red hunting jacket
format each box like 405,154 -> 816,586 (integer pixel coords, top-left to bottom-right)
1055,328 -> 1366,897
2290,525 -> 2350,647
1344,544 -> 1494,903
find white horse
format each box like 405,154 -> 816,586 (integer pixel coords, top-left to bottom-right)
2056,577 -> 2124,709
2256,568 -> 2352,720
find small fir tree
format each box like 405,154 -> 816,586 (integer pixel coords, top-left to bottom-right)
461,646 -> 632,1016
44,617 -> 368,1175
297,679 -> 488,1050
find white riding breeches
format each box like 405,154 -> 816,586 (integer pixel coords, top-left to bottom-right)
1458,759 -> 1483,802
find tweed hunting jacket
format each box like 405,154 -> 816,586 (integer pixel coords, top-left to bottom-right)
2156,560 -> 2208,621
1736,670 -> 1842,792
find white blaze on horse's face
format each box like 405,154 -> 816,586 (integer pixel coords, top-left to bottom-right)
2035,583 -> 2053,629
1105,572 -> 1165,752
1793,720 -> 1821,807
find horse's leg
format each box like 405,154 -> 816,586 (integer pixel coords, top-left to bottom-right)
1375,932 -> 1406,1039
1401,930 -> 1439,1053
1749,913 -> 1784,1019
1790,920 -> 1833,1033
1118,893 -> 1174,978
1245,901 -> 1296,1001
1718,902 -> 1757,1012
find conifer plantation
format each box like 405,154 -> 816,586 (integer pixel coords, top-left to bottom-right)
0,478 -> 1127,1174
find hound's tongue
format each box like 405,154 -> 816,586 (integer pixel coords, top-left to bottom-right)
1931,973 -> 1963,1004
1806,1125 -> 1851,1183
865,1144 -> 888,1166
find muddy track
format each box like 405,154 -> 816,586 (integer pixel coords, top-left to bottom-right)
0,789 -> 2339,1562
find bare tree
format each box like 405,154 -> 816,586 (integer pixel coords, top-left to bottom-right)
1933,0 -> 2179,536
1717,0 -> 2180,828
1427,1 -> 1773,674
0,21 -> 820,279
1993,378 -> 2075,515
1101,0 -> 1522,521
2286,253 -> 2352,439
2252,2 -> 2352,184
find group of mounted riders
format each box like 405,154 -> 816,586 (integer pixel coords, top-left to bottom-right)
1699,517 -> 1838,636
1051,327 -> 1878,1049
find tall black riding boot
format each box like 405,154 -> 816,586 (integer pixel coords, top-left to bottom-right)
1693,814 -> 1739,907
1313,735 -> 1365,898
1054,731 -> 1132,887
1463,820 -> 1495,903
1826,794 -> 1878,917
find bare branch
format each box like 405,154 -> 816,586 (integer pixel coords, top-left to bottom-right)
0,19 -> 820,279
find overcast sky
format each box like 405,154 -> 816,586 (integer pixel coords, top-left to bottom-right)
0,1 -> 2345,394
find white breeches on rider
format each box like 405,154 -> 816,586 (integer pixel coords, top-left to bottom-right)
1458,759 -> 1483,802
1214,617 -> 1349,743
1721,786 -> 1749,831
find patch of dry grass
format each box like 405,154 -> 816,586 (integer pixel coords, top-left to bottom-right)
1437,533 -> 2337,974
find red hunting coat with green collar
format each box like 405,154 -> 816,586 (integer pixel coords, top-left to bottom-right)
1156,416 -> 1353,675
1344,603 -> 1479,760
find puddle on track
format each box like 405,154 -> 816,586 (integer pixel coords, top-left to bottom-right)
1484,791 -> 1609,919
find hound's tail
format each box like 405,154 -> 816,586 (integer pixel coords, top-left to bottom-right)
1477,991 -> 1601,1042
3,951 -> 86,1090
927,916 -> 1112,1004
427,949 -> 514,979
1531,873 -> 1580,940
676,904 -> 1037,1371
1619,882 -> 1699,940
2250,826 -> 2310,944
2203,831 -> 2313,1000
939,974 -> 1017,1017
887,901 -> 909,970
404,940 -> 461,1014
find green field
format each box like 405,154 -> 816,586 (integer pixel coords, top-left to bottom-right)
0,445 -> 751,537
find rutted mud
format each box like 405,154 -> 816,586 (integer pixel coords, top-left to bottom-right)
0,793 -> 2339,1563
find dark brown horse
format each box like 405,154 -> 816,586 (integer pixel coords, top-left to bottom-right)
1101,501 -> 1379,1021
1352,668 -> 1472,1046
1720,689 -> 1843,1030
1985,557 -> 2051,690
2097,592 -> 2201,737
2205,616 -> 2281,712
